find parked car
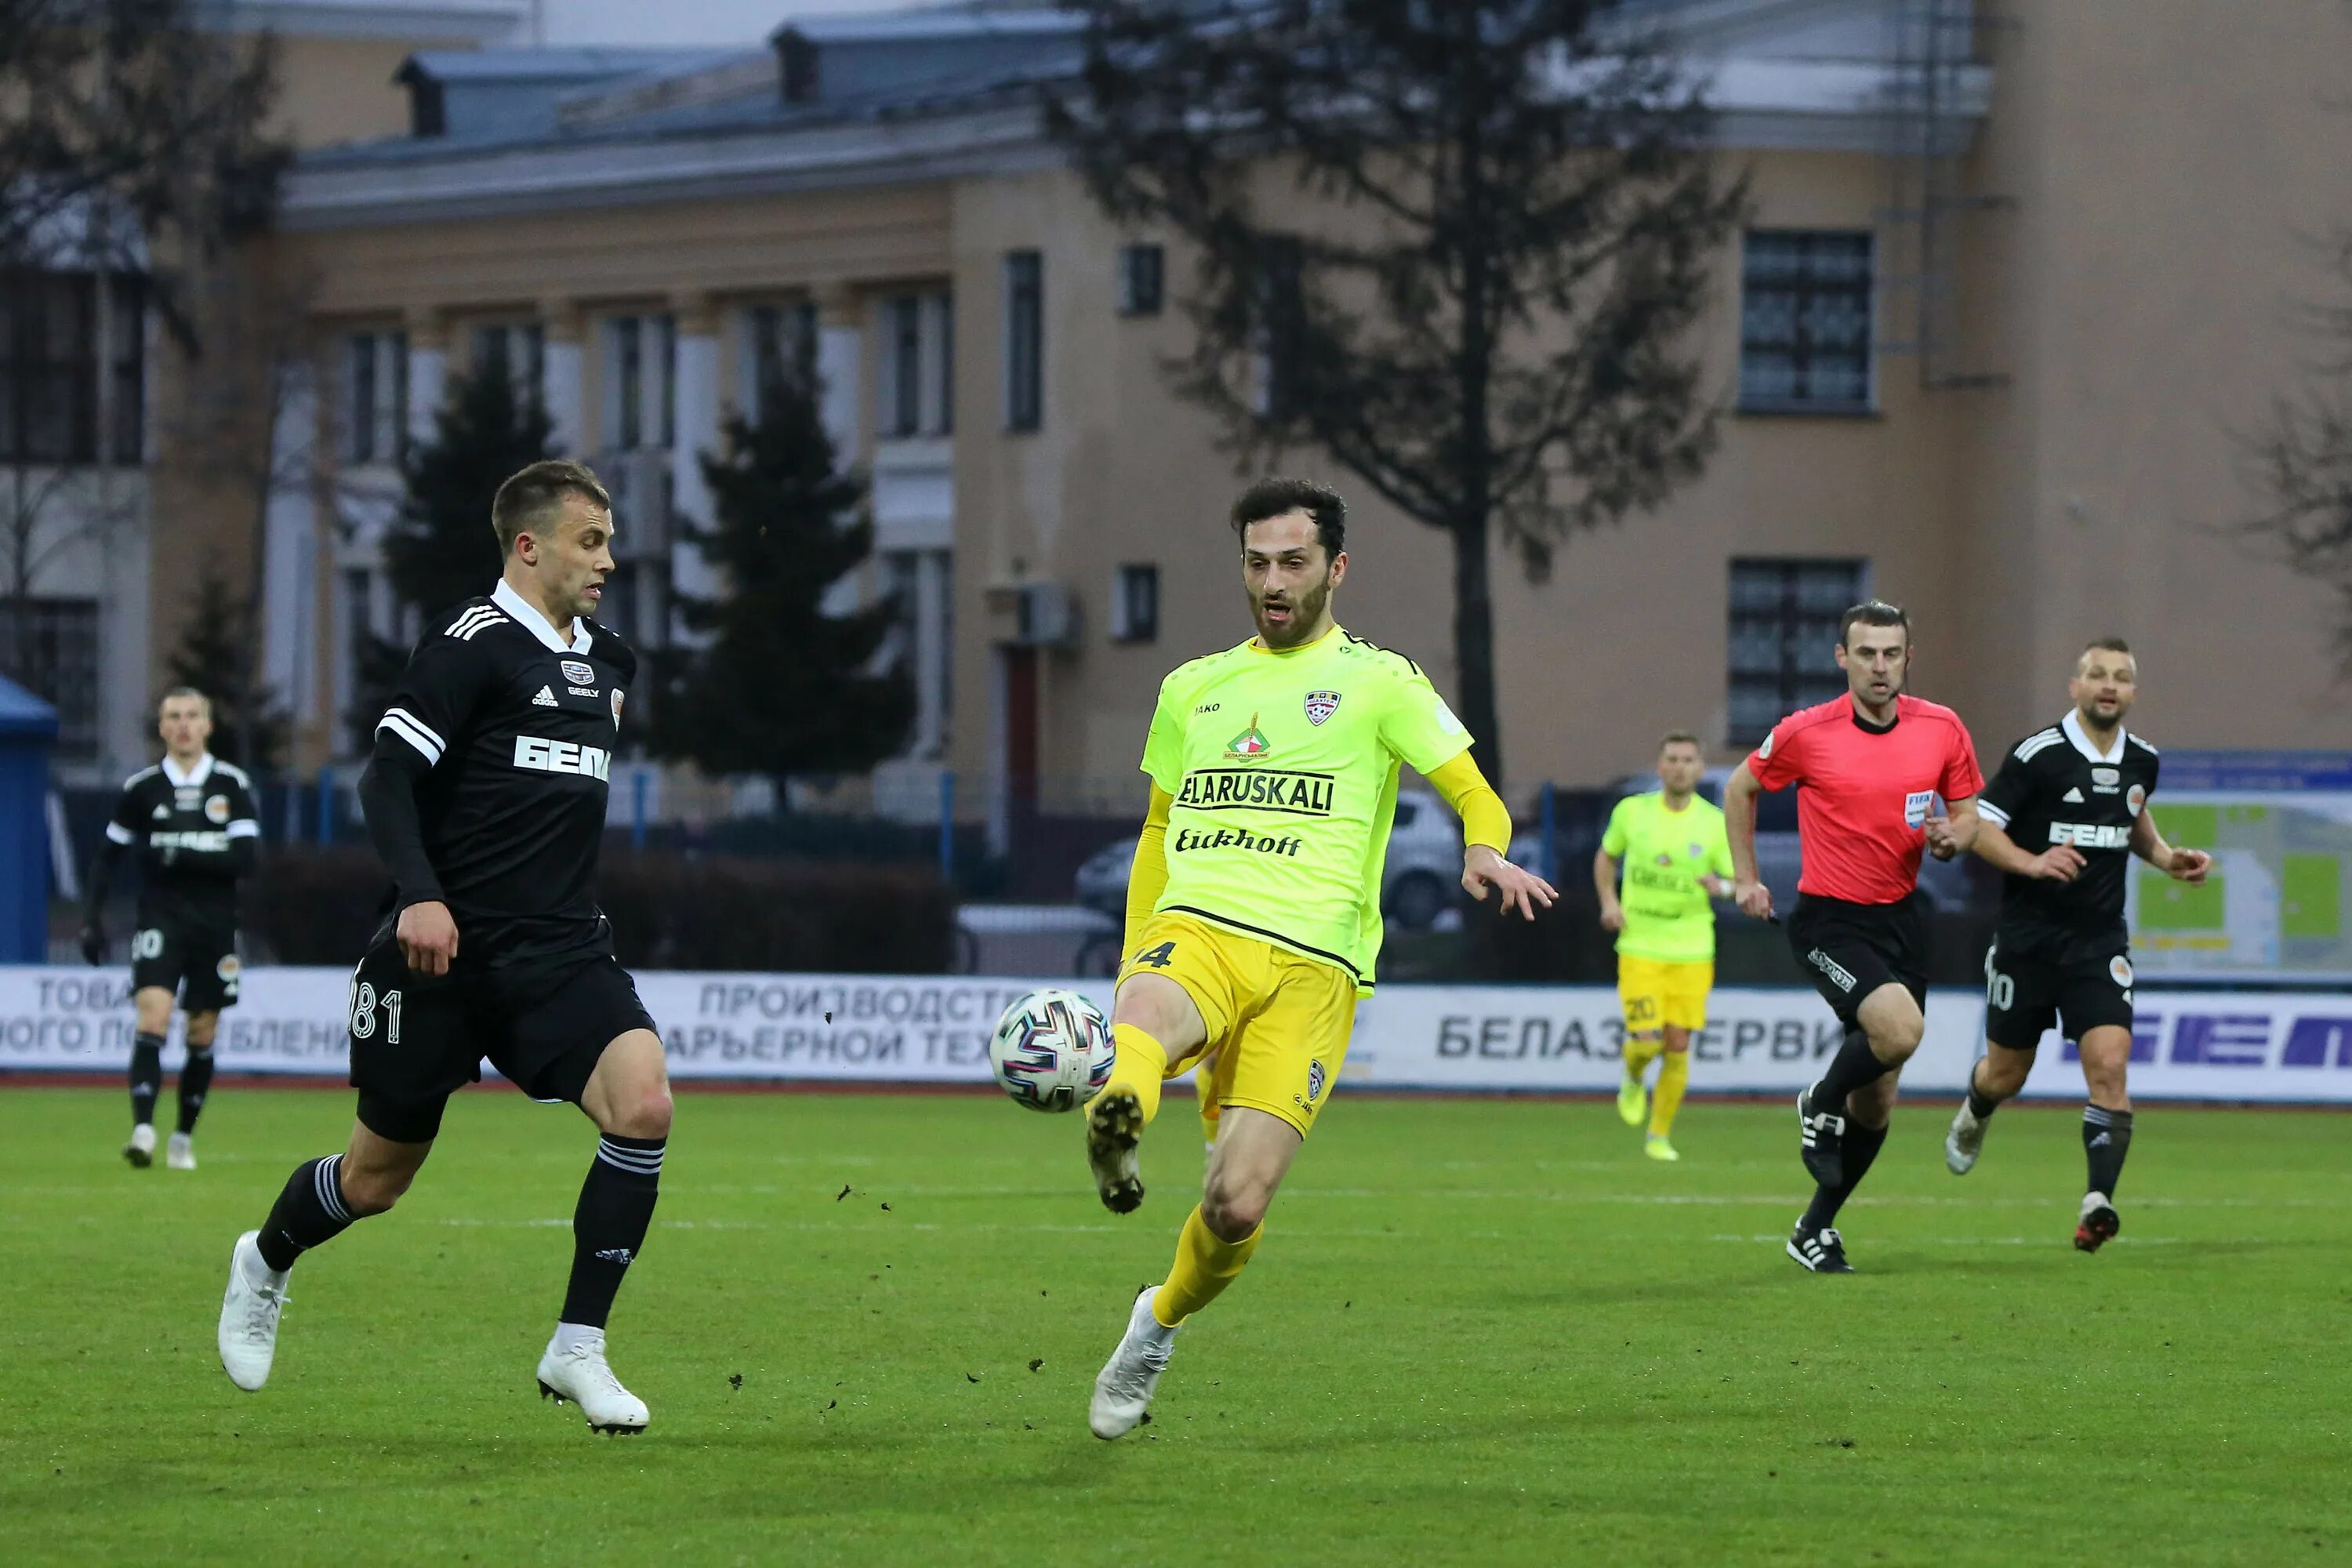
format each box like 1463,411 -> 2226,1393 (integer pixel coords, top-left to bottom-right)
1073,788 -> 1470,931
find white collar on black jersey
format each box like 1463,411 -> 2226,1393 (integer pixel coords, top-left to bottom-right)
2062,708 -> 2127,764
161,753 -> 216,788
492,579 -> 593,655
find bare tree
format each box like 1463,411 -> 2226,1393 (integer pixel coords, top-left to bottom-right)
1047,0 -> 1745,781
2240,230 -> 2352,667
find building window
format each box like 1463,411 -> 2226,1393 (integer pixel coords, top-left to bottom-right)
0,271 -> 138,465
745,302 -> 815,422
884,296 -> 923,437
1251,235 -> 1305,421
1110,563 -> 1160,644
0,597 -> 100,757
1004,250 -> 1043,432
604,314 -> 673,451
470,321 -> 544,408
931,293 -> 954,436
343,328 -> 407,465
1117,244 -> 1164,317
1740,230 -> 1873,412
1727,557 -> 1870,743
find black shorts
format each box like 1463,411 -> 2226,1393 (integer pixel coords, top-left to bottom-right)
1983,930 -> 2135,1051
1787,892 -> 1929,1026
347,929 -> 658,1144
130,914 -> 241,1014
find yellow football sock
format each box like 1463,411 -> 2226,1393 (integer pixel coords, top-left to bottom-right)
1651,1048 -> 1689,1138
1107,1022 -> 1168,1126
1623,1033 -> 1663,1084
1154,1204 -> 1262,1326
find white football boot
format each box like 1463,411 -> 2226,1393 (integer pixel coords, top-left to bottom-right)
536,1329 -> 650,1435
218,1231 -> 289,1392
123,1123 -> 156,1169
1945,1098 -> 1988,1175
1089,1286 -> 1178,1440
167,1131 -> 197,1171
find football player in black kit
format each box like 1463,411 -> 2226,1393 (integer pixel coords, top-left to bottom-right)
1943,640 -> 2212,1250
216,460 -> 672,1433
82,688 -> 260,1171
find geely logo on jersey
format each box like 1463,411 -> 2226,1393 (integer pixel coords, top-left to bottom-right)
561,659 -> 596,687
205,795 -> 230,824
2092,767 -> 2120,787
2049,822 -> 2132,849
176,787 -> 200,809
2126,783 -> 2146,817
1226,713 -> 1272,758
1304,690 -> 1341,726
514,735 -> 612,781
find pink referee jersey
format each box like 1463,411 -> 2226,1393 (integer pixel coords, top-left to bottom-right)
1746,695 -> 1984,905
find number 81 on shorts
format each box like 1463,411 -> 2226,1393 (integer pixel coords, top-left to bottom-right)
349,980 -> 405,1045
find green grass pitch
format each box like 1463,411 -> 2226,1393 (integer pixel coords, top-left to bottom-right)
3,1084 -> 2348,1566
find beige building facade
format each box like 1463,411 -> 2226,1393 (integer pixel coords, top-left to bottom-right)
193,0 -> 2352,823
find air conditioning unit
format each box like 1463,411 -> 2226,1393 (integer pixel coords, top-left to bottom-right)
596,449 -> 672,556
1012,582 -> 1078,648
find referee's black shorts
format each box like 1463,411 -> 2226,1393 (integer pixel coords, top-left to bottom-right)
1787,891 -> 1929,1026
346,926 -> 658,1144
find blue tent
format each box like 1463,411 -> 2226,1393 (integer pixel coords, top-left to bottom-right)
0,675 -> 59,962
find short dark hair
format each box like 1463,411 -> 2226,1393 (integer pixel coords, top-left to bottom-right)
2082,636 -> 2132,659
1838,600 -> 1910,648
1231,477 -> 1345,558
158,687 -> 211,718
1659,730 -> 1701,752
492,460 -> 611,557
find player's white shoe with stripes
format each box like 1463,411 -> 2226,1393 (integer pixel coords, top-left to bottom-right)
217,1230 -> 288,1391
537,1330 -> 650,1435
167,1131 -> 197,1171
1089,1285 -> 1178,1439
123,1123 -> 156,1168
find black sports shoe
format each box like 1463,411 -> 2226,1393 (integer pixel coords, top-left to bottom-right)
1797,1082 -> 1846,1188
1787,1223 -> 1854,1273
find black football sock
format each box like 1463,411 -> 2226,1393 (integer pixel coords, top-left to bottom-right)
2084,1105 -> 2133,1197
256,1155 -> 360,1272
1965,1058 -> 2001,1120
1812,1027 -> 1893,1109
1802,1118 -> 1891,1231
560,1135 -> 664,1330
129,1031 -> 165,1126
176,1046 -> 216,1134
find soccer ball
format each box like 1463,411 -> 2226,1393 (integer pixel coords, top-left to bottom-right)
989,988 -> 1116,1112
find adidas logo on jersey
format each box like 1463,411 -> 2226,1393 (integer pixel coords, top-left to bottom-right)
2063,786 -> 2085,803
532,685 -> 559,707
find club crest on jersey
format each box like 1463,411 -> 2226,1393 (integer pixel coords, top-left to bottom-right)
205,795 -> 230,824
561,659 -> 596,687
1304,690 -> 1341,726
2110,955 -> 2134,988
2127,782 -> 2146,816
1226,713 -> 1272,758
1306,1059 -> 1327,1103
216,955 -> 241,982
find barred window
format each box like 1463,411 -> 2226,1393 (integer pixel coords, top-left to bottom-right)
1740,231 -> 1873,412
0,597 -> 100,757
1004,251 -> 1043,432
1728,557 -> 1870,743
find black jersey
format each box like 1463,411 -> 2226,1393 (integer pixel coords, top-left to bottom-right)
1977,710 -> 2161,950
370,580 -> 635,971
101,753 -> 260,928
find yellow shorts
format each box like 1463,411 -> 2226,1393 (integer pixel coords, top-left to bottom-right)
1117,913 -> 1356,1138
1617,956 -> 1713,1034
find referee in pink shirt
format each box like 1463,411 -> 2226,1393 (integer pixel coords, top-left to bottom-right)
1726,601 -> 1985,1273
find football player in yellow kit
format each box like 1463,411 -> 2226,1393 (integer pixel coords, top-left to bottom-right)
1083,478 -> 1556,1439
